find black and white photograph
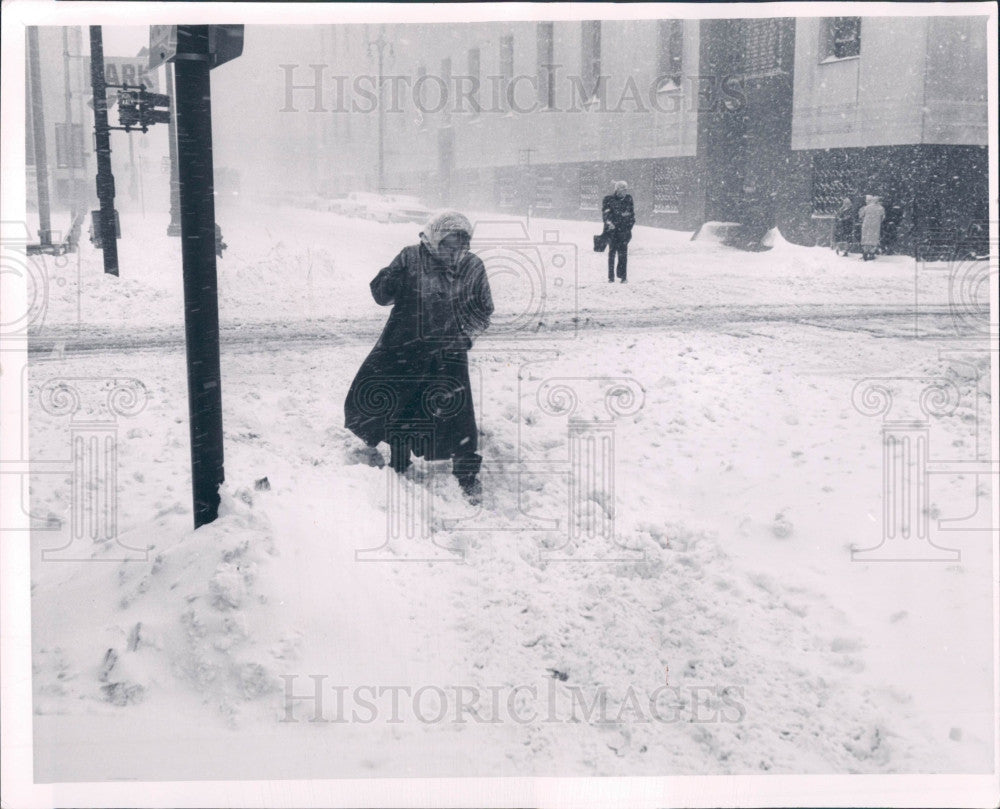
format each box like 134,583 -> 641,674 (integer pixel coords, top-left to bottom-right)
1,2 -> 997,807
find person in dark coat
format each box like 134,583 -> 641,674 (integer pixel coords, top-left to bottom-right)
344,210 -> 494,500
832,197 -> 854,255
602,180 -> 635,283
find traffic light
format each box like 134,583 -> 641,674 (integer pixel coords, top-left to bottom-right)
139,91 -> 171,126
116,88 -> 170,132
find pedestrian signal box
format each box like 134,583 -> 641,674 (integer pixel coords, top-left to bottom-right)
116,87 -> 171,132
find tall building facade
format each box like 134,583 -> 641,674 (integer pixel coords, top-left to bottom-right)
25,18 -> 990,253
312,15 -> 989,251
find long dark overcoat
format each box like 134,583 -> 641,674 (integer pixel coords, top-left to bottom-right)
344,243 -> 494,460
602,193 -> 635,245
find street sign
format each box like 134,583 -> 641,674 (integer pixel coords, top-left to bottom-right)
104,57 -> 159,97
208,25 -> 244,69
148,24 -> 243,70
148,25 -> 177,71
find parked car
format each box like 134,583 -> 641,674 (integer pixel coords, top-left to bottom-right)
366,194 -> 432,224
320,193 -> 351,214
341,192 -> 386,219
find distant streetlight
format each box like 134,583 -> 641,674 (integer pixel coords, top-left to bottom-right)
367,28 -> 393,195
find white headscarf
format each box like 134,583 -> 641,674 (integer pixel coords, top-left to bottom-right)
419,210 -> 473,254
614,180 -> 628,193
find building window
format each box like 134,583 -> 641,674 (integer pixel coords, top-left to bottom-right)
653,164 -> 681,213
579,167 -> 599,210
743,19 -> 784,76
499,34 -> 514,110
54,123 -> 85,169
535,176 -> 555,209
498,175 -> 517,208
821,17 -> 860,60
466,47 -> 481,115
581,21 -> 601,100
656,20 -> 683,90
536,22 -> 555,109
811,165 -> 852,216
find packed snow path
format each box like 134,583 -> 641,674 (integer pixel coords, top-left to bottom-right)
29,302 -> 961,355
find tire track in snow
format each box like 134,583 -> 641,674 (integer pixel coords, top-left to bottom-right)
27,303 -> 956,356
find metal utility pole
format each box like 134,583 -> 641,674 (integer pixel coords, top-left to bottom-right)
165,62 -> 181,235
27,27 -> 53,248
174,25 -> 225,527
128,131 -> 138,202
62,27 -> 79,218
89,25 -> 119,275
368,29 -> 392,195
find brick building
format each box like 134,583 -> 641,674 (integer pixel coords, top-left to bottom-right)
309,15 -> 989,251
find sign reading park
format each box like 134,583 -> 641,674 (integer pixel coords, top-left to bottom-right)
104,56 -> 159,96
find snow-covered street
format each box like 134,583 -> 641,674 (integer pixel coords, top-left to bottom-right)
24,204 -> 994,780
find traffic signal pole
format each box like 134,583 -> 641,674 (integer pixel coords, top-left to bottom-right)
89,26 -> 119,275
174,25 -> 225,527
27,27 -> 53,248
166,63 -> 182,236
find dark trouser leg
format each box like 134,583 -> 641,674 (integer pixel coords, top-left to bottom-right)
608,244 -> 616,281
389,434 -> 412,473
617,241 -> 628,280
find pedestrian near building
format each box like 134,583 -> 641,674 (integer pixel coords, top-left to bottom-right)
602,181 -> 635,283
832,197 -> 854,255
344,210 -> 494,502
858,194 -> 885,261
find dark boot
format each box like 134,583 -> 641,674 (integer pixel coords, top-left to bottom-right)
453,452 -> 483,503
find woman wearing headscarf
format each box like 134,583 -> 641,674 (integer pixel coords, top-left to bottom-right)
858,194 -> 885,261
344,210 -> 494,501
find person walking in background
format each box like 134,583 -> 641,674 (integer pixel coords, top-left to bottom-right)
344,210 -> 494,502
832,197 -> 854,256
602,180 -> 635,283
858,194 -> 885,261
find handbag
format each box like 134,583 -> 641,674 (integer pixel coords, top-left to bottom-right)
593,232 -> 608,253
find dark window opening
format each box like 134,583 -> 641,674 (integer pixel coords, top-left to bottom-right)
656,20 -> 683,90
823,17 -> 860,60
581,21 -> 601,100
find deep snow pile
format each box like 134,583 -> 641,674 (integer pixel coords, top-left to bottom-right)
27,202 -> 994,780
33,494 -> 292,726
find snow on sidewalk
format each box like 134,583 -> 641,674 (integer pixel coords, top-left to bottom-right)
28,305 -> 991,778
